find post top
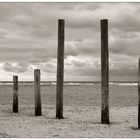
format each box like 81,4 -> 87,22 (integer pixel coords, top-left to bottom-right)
13,75 -> 18,77
101,19 -> 108,22
34,69 -> 40,71
58,19 -> 65,22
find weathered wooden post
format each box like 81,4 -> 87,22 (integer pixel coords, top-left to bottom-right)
34,69 -> 42,116
56,19 -> 65,119
101,19 -> 110,124
13,75 -> 18,113
138,58 -> 140,128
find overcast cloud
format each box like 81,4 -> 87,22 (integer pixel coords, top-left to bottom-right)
0,3 -> 139,81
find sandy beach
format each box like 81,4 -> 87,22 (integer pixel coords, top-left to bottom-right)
0,84 -> 139,137
0,2 -> 140,138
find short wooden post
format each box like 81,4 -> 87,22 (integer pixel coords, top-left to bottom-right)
13,76 -> 18,113
34,69 -> 42,116
101,19 -> 110,124
138,58 -> 140,128
56,19 -> 65,119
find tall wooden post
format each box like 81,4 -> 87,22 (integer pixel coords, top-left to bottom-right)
56,19 -> 65,119
101,19 -> 110,124
34,69 -> 42,116
138,58 -> 140,128
13,75 -> 18,113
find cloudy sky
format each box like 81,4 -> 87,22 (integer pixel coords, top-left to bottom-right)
0,2 -> 139,81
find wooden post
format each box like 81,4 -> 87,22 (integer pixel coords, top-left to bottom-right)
101,19 -> 110,124
138,58 -> 140,128
13,76 -> 18,113
56,19 -> 65,119
34,69 -> 42,116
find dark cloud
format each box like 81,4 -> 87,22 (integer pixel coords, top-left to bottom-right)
110,37 -> 140,57
3,62 -> 32,73
65,39 -> 100,58
37,62 -> 56,74
0,3 -> 139,81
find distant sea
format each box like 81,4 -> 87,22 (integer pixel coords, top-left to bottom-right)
0,81 -> 138,86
